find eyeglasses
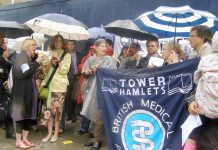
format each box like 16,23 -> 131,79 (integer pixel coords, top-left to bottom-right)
189,34 -> 199,38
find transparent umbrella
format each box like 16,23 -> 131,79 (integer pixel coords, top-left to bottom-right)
0,20 -> 33,39
25,13 -> 90,40
88,27 -> 114,41
13,34 -> 48,52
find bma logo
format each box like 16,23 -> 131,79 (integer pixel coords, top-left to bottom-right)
121,110 -> 165,150
101,78 -> 118,94
168,73 -> 193,95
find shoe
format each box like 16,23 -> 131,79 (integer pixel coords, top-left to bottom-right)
50,136 -> 58,143
15,141 -> 31,149
66,116 -> 71,121
87,133 -> 94,138
71,115 -> 77,123
84,139 -> 95,146
23,140 -> 35,147
58,128 -> 64,134
42,136 -> 52,143
90,142 -> 101,150
77,130 -> 87,135
6,133 -> 16,139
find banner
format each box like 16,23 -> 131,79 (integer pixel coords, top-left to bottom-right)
96,58 -> 200,150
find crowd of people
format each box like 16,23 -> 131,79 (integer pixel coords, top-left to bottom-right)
0,24 -> 218,150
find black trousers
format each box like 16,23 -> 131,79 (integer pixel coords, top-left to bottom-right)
5,113 -> 14,135
1,89 -> 15,136
15,119 -> 31,134
65,75 -> 79,118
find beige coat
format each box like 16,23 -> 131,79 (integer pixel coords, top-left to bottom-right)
42,48 -> 71,93
194,51 -> 218,118
41,49 -> 71,107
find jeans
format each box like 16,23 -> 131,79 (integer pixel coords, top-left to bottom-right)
80,116 -> 90,132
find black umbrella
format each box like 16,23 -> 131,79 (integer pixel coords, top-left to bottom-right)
104,19 -> 158,41
0,20 -> 33,39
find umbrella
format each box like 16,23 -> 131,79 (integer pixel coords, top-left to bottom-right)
88,27 -> 114,41
104,19 -> 158,41
134,5 -> 218,40
13,34 -> 48,52
25,13 -> 90,40
0,20 -> 33,39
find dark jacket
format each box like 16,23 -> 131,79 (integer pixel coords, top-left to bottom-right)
0,55 -> 13,102
11,52 -> 40,121
137,53 -> 162,68
137,55 -> 150,68
0,55 -> 13,73
68,52 -> 82,79
119,56 -> 138,69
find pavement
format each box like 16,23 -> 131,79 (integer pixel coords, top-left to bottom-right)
0,118 -> 109,150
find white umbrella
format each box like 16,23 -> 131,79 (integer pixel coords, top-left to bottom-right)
134,5 -> 218,39
25,13 -> 90,40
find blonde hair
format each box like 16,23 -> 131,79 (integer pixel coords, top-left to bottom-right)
21,38 -> 36,52
164,41 -> 185,60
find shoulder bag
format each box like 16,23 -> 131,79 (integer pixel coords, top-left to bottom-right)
39,52 -> 66,102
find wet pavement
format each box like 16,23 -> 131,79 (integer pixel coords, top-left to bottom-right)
0,119 -> 109,150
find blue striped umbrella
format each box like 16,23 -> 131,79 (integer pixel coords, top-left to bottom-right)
134,5 -> 218,39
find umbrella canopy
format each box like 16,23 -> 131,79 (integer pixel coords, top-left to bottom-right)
88,27 -> 114,41
104,19 -> 158,41
0,20 -> 33,39
25,13 -> 90,40
13,34 -> 47,52
134,5 -> 218,39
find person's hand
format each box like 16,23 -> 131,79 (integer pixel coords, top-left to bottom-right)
2,49 -> 10,59
52,52 -> 60,62
51,57 -> 59,66
36,79 -> 41,91
195,106 -> 201,115
84,68 -> 92,75
36,55 -> 44,63
133,52 -> 141,60
188,101 -> 199,115
147,64 -> 157,68
3,81 -> 8,89
51,52 -> 60,66
90,65 -> 97,73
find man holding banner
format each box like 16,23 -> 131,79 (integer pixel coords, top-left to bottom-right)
184,25 -> 213,149
137,39 -> 162,68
